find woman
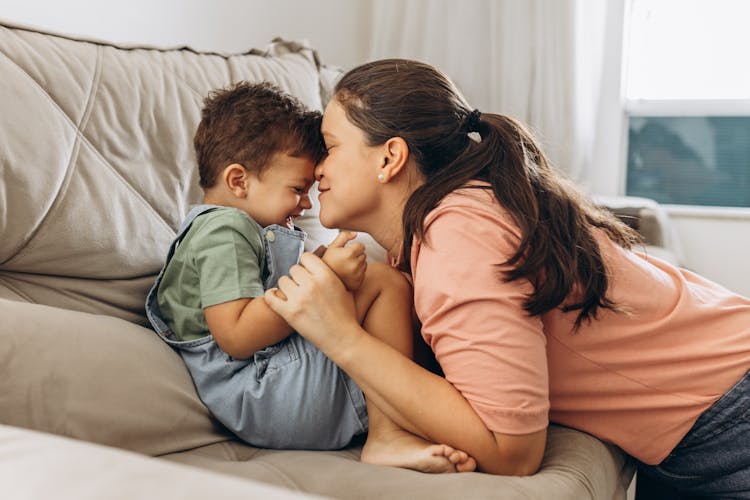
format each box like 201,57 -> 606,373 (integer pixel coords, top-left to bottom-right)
265,59 -> 750,497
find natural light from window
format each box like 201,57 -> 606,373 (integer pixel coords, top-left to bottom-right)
626,0 -> 750,100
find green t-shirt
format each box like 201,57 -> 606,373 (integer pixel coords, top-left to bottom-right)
157,207 -> 267,341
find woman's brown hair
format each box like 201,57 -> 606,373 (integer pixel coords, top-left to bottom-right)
334,59 -> 639,328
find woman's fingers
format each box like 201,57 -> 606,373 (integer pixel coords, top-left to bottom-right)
288,262 -> 312,285
299,251 -> 342,280
274,275 -> 297,299
264,251 -> 360,354
269,256 -> 341,307
264,288 -> 286,312
265,275 -> 307,318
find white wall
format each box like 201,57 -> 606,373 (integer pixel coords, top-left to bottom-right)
0,0 -> 372,69
668,209 -> 750,297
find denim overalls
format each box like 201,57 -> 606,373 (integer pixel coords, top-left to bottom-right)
145,205 -> 367,450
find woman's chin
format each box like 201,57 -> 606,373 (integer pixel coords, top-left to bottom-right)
318,211 -> 339,229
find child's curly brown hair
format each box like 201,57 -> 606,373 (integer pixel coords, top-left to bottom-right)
194,81 -> 325,188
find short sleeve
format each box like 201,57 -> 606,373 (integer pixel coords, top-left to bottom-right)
413,199 -> 550,435
189,211 -> 266,307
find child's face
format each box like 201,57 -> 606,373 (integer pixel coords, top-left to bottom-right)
244,153 -> 315,228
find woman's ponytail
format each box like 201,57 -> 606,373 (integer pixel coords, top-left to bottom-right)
336,59 -> 639,327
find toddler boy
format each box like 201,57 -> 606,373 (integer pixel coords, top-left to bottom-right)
145,82 -> 413,450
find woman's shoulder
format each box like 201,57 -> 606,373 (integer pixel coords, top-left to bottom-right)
411,183 -> 526,283
420,183 -> 523,251
426,183 -> 512,225
442,181 -> 495,204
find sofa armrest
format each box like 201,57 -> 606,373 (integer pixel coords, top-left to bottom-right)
594,195 -> 684,265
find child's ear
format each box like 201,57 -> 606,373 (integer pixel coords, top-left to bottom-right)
222,163 -> 250,197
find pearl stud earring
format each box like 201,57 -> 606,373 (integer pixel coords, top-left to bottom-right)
377,173 -> 385,183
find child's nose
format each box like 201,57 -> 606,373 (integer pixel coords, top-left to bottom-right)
300,194 -> 313,210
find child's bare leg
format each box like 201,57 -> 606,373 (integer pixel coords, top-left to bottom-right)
352,263 -> 476,473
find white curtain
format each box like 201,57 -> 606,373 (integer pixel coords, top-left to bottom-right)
369,0 -> 612,184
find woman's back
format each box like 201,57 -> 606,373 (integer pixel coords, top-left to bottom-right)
410,185 -> 750,464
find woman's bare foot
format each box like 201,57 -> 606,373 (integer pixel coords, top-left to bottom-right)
361,429 -> 477,473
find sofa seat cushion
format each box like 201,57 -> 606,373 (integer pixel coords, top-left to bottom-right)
0,298 -> 634,498
161,425 -> 634,499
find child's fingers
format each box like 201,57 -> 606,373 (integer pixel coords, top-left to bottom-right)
328,231 -> 356,248
347,242 -> 365,256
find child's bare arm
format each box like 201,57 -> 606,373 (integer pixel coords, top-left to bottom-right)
320,232 -> 367,291
204,296 -> 292,359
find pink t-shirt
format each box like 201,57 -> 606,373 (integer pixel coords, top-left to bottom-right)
411,186 -> 750,464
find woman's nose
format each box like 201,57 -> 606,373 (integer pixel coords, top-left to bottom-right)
314,162 -> 324,180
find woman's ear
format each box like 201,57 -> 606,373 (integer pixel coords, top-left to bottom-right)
377,137 -> 410,183
221,163 -> 250,198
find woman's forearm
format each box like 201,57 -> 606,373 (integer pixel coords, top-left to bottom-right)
331,325 -> 546,475
262,254 -> 546,474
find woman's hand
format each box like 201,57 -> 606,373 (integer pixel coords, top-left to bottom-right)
264,251 -> 361,356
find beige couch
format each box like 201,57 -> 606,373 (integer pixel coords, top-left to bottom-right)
0,20 -> 636,499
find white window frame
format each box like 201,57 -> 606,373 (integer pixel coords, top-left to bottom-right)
626,100 -> 750,117
609,0 -> 750,219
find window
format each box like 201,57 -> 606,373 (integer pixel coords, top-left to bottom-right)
623,0 -> 750,208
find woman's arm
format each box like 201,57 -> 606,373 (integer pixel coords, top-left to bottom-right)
336,326 -> 546,475
265,253 -> 546,475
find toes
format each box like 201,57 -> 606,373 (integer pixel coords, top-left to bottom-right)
448,450 -> 467,464
456,456 -> 478,473
430,444 -> 453,458
433,457 -> 458,474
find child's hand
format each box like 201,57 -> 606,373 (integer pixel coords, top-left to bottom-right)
320,231 -> 366,291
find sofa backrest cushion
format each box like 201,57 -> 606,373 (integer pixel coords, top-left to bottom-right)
0,21 -> 336,325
